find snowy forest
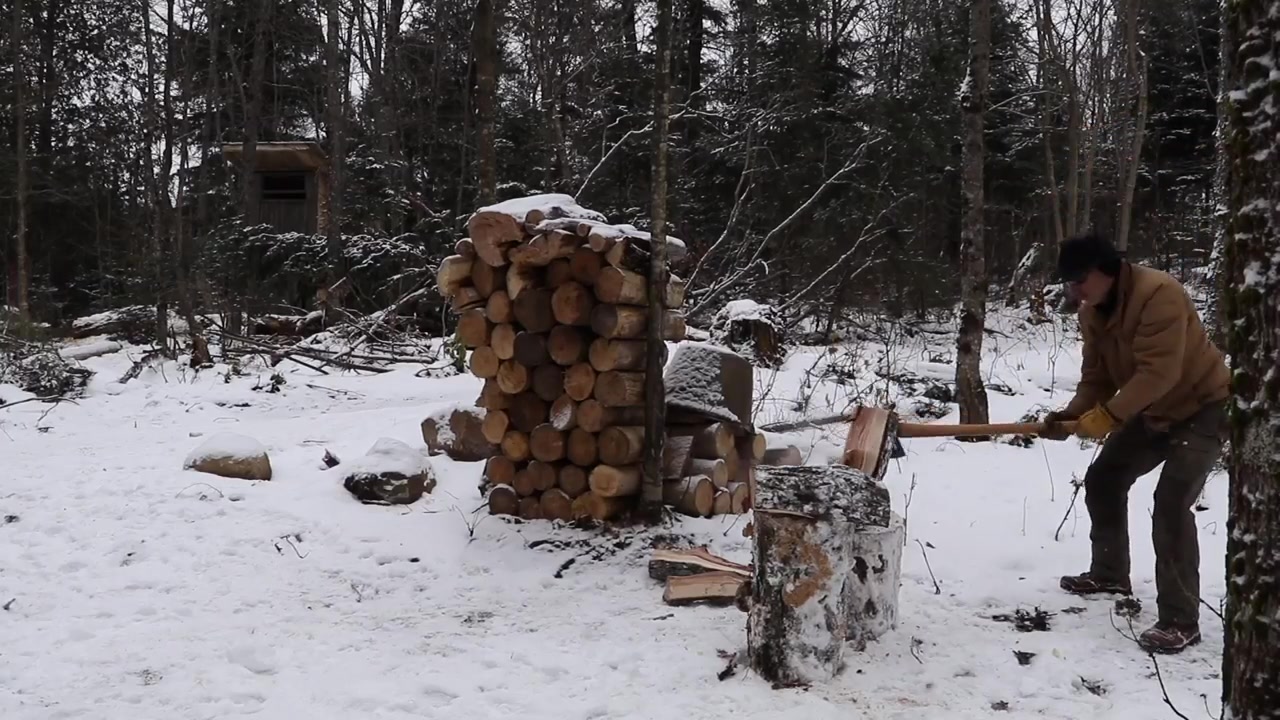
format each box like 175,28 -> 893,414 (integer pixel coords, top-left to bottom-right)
0,0 -> 1222,328
2,0 -> 1277,717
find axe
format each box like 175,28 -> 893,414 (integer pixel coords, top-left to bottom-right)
842,407 -> 1078,480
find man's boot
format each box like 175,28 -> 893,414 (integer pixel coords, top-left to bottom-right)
1137,622 -> 1201,654
1059,571 -> 1132,596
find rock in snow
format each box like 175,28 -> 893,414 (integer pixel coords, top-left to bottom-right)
183,432 -> 273,481
342,438 -> 437,505
420,404 -> 495,462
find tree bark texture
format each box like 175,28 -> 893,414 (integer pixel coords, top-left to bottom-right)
13,0 -> 31,321
1221,0 -> 1280,714
955,0 -> 991,426
642,0 -> 674,516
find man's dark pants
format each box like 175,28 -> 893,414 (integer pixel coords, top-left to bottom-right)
1083,402 -> 1226,628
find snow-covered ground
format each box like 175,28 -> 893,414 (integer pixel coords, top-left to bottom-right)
0,309 -> 1228,719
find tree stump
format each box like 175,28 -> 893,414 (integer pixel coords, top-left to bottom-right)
747,464 -> 891,687
662,341 -> 755,429
842,512 -> 904,650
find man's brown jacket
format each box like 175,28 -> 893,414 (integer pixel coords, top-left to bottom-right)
1064,262 -> 1230,429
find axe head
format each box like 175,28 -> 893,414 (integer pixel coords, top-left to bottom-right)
889,434 -> 905,460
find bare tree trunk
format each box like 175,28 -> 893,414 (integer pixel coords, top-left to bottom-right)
1204,0 -> 1231,347
1221,0 -> 1280,715
325,0 -> 344,284
1037,0 -> 1064,245
955,0 -> 991,426
241,0 -> 273,224
1114,0 -> 1148,254
473,0 -> 498,204
642,0 -> 673,518
12,0 -> 30,322
141,0 -> 172,349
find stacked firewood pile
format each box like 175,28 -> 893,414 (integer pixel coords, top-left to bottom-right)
433,195 -> 693,521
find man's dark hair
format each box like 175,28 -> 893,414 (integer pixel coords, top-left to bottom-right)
1056,232 -> 1122,282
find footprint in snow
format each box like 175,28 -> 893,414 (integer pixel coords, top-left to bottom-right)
227,644 -> 278,675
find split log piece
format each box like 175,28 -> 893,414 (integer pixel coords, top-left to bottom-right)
529,424 -> 566,462
558,465 -> 589,498
570,491 -> 629,522
527,460 -> 560,492
487,484 -> 519,516
513,288 -> 555,333
486,290 -> 515,324
564,363 -> 597,402
518,496 -> 543,519
588,338 -> 665,372
552,281 -> 595,326
547,258 -> 574,287
548,325 -> 591,366
513,332 -> 550,367
663,476 -> 716,517
468,211 -> 522,267
532,364 -> 566,402
497,360 -> 530,394
501,431 -> 531,462
566,428 -> 598,466
549,394 -> 578,431
661,434 -> 695,479
598,425 -> 645,466
506,263 -> 542,300
594,267 -> 686,307
688,457 -> 729,488
457,308 -> 492,348
513,466 -> 537,496
540,488 -> 574,521
469,346 -> 500,378
484,456 -> 517,486
647,547 -> 751,581
570,246 -> 604,285
451,287 -> 486,312
593,371 -> 644,407
436,254 -> 473,297
507,393 -> 549,433
662,572 -> 749,607
591,304 -> 685,340
481,410 -> 510,445
476,379 -> 509,410
491,323 -> 517,360
588,464 -> 642,497
577,399 -> 646,433
472,259 -> 506,298
669,423 -> 735,459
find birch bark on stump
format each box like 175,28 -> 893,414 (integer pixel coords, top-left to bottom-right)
747,465 -> 891,687
842,513 -> 904,650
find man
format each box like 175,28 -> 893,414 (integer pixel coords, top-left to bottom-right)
1043,233 -> 1230,654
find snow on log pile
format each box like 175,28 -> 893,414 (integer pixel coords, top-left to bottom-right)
438,193 -> 705,522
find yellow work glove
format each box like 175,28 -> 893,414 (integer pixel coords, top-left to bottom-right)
1075,404 -> 1119,439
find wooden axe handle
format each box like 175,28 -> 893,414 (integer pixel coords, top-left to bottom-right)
897,420 -> 1079,438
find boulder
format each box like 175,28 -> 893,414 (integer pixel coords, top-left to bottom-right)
342,437 -> 436,505
184,432 -> 273,480
420,404 -> 496,461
